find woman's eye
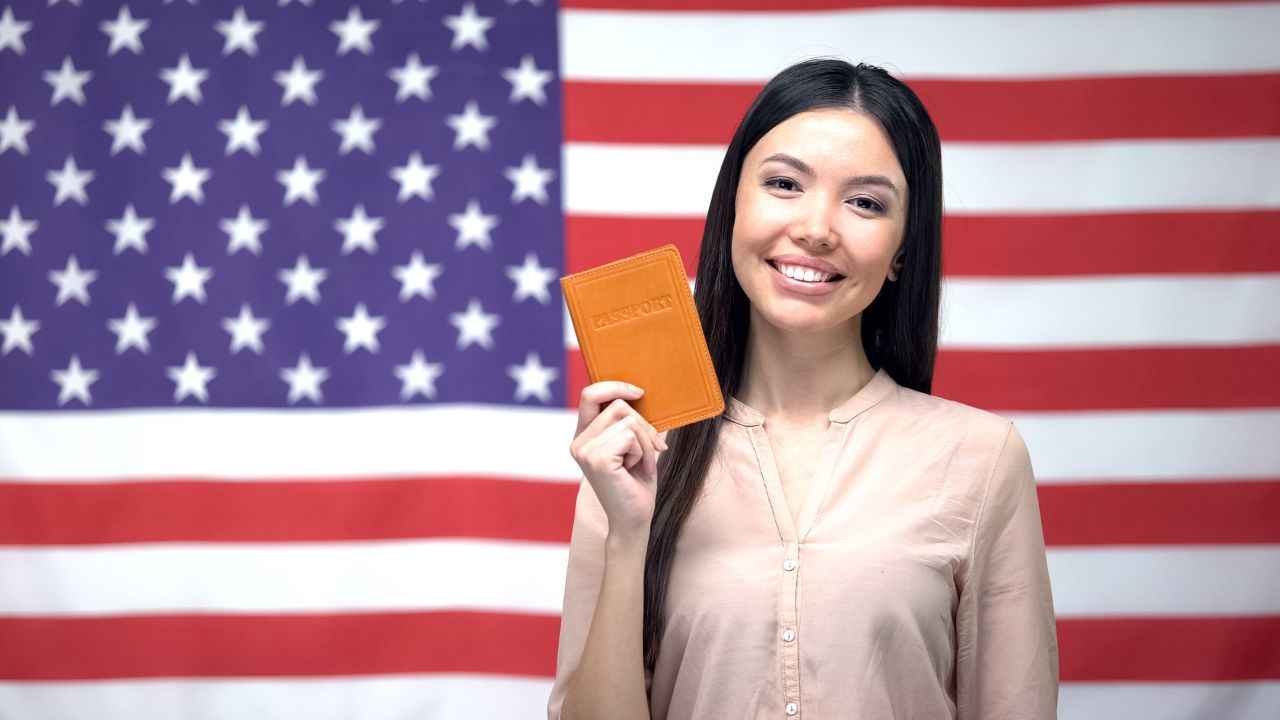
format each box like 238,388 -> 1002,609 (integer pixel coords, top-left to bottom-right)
851,197 -> 884,213
766,178 -> 799,192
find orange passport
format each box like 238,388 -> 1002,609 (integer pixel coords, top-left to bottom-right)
561,244 -> 724,432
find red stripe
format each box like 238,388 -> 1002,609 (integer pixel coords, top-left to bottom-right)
566,213 -> 1280,277
0,477 -> 577,545
2,614 -> 1273,681
934,347 -> 1280,410
0,612 -> 558,680
1039,481 -> 1280,546
564,0 -> 1258,10
1058,616 -> 1280,682
568,346 -> 1280,413
565,76 -> 1280,144
4,476 -> 1275,547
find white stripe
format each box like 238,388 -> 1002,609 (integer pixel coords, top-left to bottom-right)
1059,681 -> 1280,720
0,404 -> 580,481
0,676 -> 554,720
2,408 -> 1277,484
0,678 -> 1274,720
941,275 -> 1280,348
1010,409 -> 1280,483
561,4 -> 1280,81
1048,546 -> 1280,617
0,540 -> 568,616
563,140 -> 1280,215
567,274 -> 1280,349
4,542 -> 1276,617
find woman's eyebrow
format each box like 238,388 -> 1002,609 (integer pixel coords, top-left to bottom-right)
762,153 -> 900,198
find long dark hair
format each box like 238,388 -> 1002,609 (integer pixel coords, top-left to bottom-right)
643,58 -> 944,669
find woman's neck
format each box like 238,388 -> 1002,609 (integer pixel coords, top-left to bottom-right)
736,308 -> 877,425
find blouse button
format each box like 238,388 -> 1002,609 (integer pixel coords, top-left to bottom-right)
782,628 -> 795,642
783,558 -> 797,571
785,702 -> 798,716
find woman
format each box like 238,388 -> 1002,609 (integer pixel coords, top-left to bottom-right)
549,58 -> 1059,720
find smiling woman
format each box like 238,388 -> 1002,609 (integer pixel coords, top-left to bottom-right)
552,58 -> 1058,720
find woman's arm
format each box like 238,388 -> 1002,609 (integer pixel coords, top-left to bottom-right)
549,382 -> 662,720
955,422 -> 1059,720
561,524 -> 651,719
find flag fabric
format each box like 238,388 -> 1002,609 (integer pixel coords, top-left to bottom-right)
1,0 -> 1278,718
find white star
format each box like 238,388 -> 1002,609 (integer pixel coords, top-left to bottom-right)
107,302 -> 157,354
392,251 -> 443,302
49,0 -> 84,7
508,351 -> 559,403
332,104 -> 380,155
0,106 -> 34,155
51,355 -> 99,407
48,255 -> 97,306
46,155 -> 94,206
506,251 -> 555,304
336,303 -> 387,354
502,54 -> 553,105
105,203 -> 154,255
395,350 -> 444,400
0,305 -> 39,356
388,52 -> 438,103
1,205 -> 37,256
329,5 -> 378,55
504,153 -> 555,205
0,7 -> 33,55
167,352 -> 216,403
221,303 -> 270,354
218,105 -> 268,156
274,55 -> 322,106
278,0 -> 314,6
215,6 -> 264,56
448,199 -> 498,251
102,104 -> 152,156
335,203 -> 384,254
221,204 -> 268,255
159,54 -> 209,105
449,298 -> 500,350
162,153 -> 211,204
445,100 -> 496,151
276,155 -> 324,206
44,57 -> 91,106
164,252 -> 212,304
100,4 -> 148,56
280,353 -> 329,405
279,254 -> 327,305
444,2 -> 494,52
390,152 -> 440,203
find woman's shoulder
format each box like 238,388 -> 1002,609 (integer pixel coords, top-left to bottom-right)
876,379 -> 1018,453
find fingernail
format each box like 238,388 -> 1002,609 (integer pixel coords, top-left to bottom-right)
628,384 -> 643,395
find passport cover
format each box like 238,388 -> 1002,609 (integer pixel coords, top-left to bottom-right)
561,244 -> 724,432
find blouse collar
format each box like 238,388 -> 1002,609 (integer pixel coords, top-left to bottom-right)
723,367 -> 897,427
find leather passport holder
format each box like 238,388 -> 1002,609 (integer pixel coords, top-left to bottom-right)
561,244 -> 724,432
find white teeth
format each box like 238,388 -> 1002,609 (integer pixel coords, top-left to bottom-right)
776,262 -> 832,283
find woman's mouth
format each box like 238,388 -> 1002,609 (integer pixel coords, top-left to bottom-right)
767,260 -> 845,296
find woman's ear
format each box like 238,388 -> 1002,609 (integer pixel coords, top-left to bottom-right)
887,247 -> 905,282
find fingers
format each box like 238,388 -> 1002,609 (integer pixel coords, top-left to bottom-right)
594,414 -> 657,479
576,381 -> 644,435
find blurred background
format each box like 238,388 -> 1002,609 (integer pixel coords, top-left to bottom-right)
1,0 -> 1277,718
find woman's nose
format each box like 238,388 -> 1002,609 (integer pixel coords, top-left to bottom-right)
789,194 -> 837,249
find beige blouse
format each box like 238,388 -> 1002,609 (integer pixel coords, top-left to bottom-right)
548,368 -> 1059,719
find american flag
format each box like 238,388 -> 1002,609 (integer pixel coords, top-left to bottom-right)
0,0 -> 1277,718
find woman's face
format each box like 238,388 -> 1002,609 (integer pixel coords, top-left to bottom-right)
731,108 -> 908,338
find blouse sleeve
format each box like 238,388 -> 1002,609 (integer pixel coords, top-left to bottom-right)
546,478 -> 653,719
955,422 -> 1060,720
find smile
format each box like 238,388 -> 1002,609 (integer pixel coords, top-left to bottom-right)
767,260 -> 845,297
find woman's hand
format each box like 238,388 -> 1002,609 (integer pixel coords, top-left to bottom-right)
570,382 -> 669,539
